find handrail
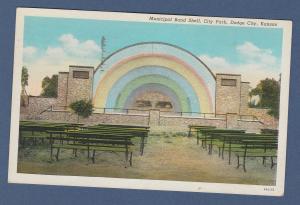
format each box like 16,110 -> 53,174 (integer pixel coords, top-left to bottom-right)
93,107 -> 151,114
42,106 -> 259,121
39,105 -> 53,115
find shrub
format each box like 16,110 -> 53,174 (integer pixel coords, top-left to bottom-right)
69,100 -> 93,120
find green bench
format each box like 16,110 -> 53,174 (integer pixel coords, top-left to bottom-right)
19,120 -> 84,146
196,128 -> 245,148
48,131 -> 134,167
216,134 -> 277,165
261,129 -> 278,135
187,125 -> 216,137
194,129 -> 278,172
235,139 -> 278,172
82,124 -> 150,155
19,125 -> 65,146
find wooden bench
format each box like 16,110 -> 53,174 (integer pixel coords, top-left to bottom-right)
48,131 -> 134,167
82,124 -> 150,155
212,133 -> 277,163
19,125 -> 65,146
235,139 -> 278,172
19,121 -> 84,146
196,128 -> 245,148
261,129 -> 278,135
187,125 -> 215,137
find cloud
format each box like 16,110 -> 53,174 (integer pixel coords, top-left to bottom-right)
23,34 -> 101,95
199,42 -> 280,88
23,46 -> 37,62
236,41 -> 277,66
201,55 -> 233,71
59,34 -> 101,58
44,47 -> 67,64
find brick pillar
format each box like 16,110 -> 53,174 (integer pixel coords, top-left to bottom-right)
149,109 -> 160,126
226,113 -> 239,129
215,74 -> 241,114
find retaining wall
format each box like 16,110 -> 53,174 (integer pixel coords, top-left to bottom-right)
20,109 -> 265,133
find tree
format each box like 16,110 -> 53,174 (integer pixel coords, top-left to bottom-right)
21,66 -> 29,93
250,78 -> 280,118
21,66 -> 29,106
40,75 -> 58,97
69,100 -> 93,122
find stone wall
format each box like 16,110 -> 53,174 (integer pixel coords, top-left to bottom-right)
215,74 -> 241,114
237,119 -> 264,133
24,96 -> 57,119
66,66 -> 94,106
159,115 -> 226,128
38,110 -> 150,126
242,108 -> 278,129
25,108 -> 266,133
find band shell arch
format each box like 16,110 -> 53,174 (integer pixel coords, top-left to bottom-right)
93,42 -> 215,113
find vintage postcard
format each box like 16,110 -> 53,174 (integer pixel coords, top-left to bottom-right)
8,8 -> 292,196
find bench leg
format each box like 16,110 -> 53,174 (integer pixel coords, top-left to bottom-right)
50,146 -> 53,161
218,147 -> 221,157
55,148 -> 60,161
228,151 -> 232,165
262,156 -> 266,166
208,144 -> 212,155
140,137 -> 145,156
92,150 -> 96,164
271,157 -> 276,169
129,152 -> 133,167
221,147 -> 225,159
236,155 -> 240,169
72,149 -> 78,157
243,156 -> 247,172
125,151 -> 129,168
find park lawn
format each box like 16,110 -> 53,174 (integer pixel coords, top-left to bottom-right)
17,132 -> 276,185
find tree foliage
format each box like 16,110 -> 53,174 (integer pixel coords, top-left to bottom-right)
250,78 -> 280,118
40,75 -> 58,97
20,66 -> 29,106
69,100 -> 93,118
21,66 -> 29,90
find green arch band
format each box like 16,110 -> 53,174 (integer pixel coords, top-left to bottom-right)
114,75 -> 192,112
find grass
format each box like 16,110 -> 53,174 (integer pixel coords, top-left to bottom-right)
17,131 -> 276,185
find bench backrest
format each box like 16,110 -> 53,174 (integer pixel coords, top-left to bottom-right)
49,131 -> 134,146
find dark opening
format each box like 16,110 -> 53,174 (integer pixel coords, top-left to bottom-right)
221,78 -> 237,86
73,71 -> 89,79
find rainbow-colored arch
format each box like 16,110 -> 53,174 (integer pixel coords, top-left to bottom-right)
93,42 -> 215,113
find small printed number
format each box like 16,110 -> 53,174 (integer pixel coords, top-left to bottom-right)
264,187 -> 275,191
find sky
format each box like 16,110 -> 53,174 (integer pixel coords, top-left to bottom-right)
22,16 -> 283,96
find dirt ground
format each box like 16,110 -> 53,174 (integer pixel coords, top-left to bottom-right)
17,132 -> 276,185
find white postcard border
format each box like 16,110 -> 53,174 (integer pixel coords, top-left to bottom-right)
8,8 -> 293,196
